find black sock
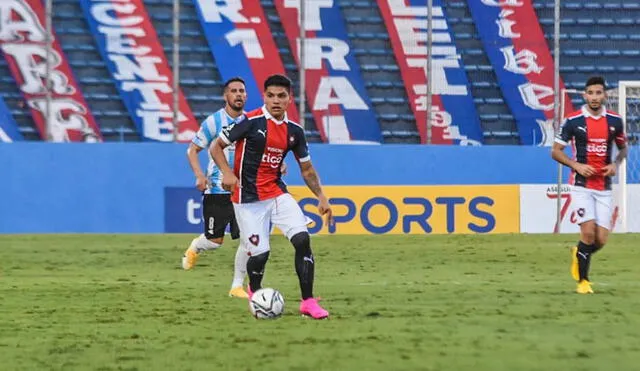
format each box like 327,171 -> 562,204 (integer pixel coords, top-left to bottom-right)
246,251 -> 270,292
577,241 -> 597,281
291,232 -> 314,300
593,243 -> 604,254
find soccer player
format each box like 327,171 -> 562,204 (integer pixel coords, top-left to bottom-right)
552,76 -> 628,294
210,74 -> 334,319
182,77 -> 251,299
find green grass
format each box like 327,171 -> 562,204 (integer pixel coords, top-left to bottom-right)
1,234 -> 640,371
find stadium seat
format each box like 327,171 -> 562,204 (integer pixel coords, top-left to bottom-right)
1,0 -> 637,145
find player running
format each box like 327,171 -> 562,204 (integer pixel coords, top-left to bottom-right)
552,76 -> 628,294
182,77 -> 251,299
210,74 -> 334,319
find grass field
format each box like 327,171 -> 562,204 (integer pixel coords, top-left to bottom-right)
1,234 -> 640,371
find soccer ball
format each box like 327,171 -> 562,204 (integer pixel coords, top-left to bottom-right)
249,288 -> 285,319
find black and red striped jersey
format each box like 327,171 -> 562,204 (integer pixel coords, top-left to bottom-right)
220,106 -> 310,204
555,105 -> 626,191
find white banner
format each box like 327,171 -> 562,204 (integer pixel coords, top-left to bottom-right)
520,184 -> 640,233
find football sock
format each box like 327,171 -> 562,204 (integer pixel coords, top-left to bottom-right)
577,241 -> 597,281
231,241 -> 249,288
593,243 -> 604,254
291,232 -> 314,300
246,251 -> 270,292
192,234 -> 221,252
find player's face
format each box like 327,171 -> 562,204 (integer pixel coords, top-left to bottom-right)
224,82 -> 247,112
583,84 -> 606,112
264,85 -> 290,120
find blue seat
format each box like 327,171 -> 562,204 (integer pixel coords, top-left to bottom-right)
479,114 -> 499,122
345,16 -> 381,24
349,32 -> 389,40
353,49 -> 391,56
181,79 -> 220,87
378,113 -> 414,121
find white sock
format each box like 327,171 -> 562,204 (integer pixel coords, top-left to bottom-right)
191,234 -> 221,253
231,241 -> 249,288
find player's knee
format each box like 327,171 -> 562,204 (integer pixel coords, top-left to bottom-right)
595,235 -> 608,249
209,237 -> 224,245
247,250 -> 270,268
580,229 -> 596,245
291,232 -> 311,253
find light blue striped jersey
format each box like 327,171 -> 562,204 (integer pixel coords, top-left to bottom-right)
192,108 -> 239,194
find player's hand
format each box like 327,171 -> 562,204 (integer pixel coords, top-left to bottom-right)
195,174 -> 209,192
602,164 -> 617,177
318,196 -> 334,228
574,163 -> 597,177
280,162 -> 288,175
222,173 -> 239,192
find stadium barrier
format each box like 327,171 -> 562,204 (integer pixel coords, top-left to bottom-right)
1,143 -> 637,233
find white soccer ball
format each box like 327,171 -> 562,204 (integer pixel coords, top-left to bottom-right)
249,288 -> 285,319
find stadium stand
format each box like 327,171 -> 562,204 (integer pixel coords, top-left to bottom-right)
0,0 -> 638,143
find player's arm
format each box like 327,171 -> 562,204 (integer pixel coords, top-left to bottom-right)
614,145 -> 628,166
603,122 -> 629,176
210,137 -> 235,191
551,119 -> 596,177
292,128 -> 333,225
299,161 -> 333,226
209,117 -> 251,191
187,143 -> 208,191
189,118 -> 216,191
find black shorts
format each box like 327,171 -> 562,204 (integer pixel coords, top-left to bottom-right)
202,194 -> 240,240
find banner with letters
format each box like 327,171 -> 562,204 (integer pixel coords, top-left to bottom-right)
467,0 -> 574,146
0,96 -> 22,142
273,0 -> 383,143
289,185 -> 519,234
0,0 -> 102,142
377,0 -> 484,145
519,184 -> 640,233
81,0 -> 198,142
164,185 -> 519,234
192,0 -> 299,122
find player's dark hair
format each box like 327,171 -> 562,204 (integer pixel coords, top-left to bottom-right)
264,74 -> 292,92
224,77 -> 245,90
585,76 -> 606,90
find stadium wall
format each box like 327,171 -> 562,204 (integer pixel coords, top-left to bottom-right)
1,143 -> 637,234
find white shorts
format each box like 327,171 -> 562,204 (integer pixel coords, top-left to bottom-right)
232,193 -> 308,255
571,186 -> 613,230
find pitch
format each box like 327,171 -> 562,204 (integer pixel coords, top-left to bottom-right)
1,234 -> 639,370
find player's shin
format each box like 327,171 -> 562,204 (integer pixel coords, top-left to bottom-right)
291,232 -> 314,300
193,234 -> 221,252
577,241 -> 597,281
246,251 -> 270,292
231,242 -> 249,289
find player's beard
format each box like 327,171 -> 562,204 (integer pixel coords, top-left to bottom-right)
588,101 -> 602,111
230,100 -> 244,113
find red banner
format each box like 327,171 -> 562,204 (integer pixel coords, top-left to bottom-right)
0,0 -> 102,142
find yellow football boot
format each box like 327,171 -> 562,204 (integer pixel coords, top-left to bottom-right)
570,246 -> 579,281
228,286 -> 249,299
576,280 -> 594,294
181,239 -> 200,270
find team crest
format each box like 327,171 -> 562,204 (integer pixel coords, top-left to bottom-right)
609,127 -> 615,132
289,136 -> 295,142
249,234 -> 260,246
577,208 -> 585,217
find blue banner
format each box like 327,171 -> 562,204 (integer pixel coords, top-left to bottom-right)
192,0 -> 299,122
164,187 -> 203,233
377,0 -> 483,144
274,0 -> 383,143
0,96 -> 22,142
80,0 -> 199,142
467,0 -> 573,145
